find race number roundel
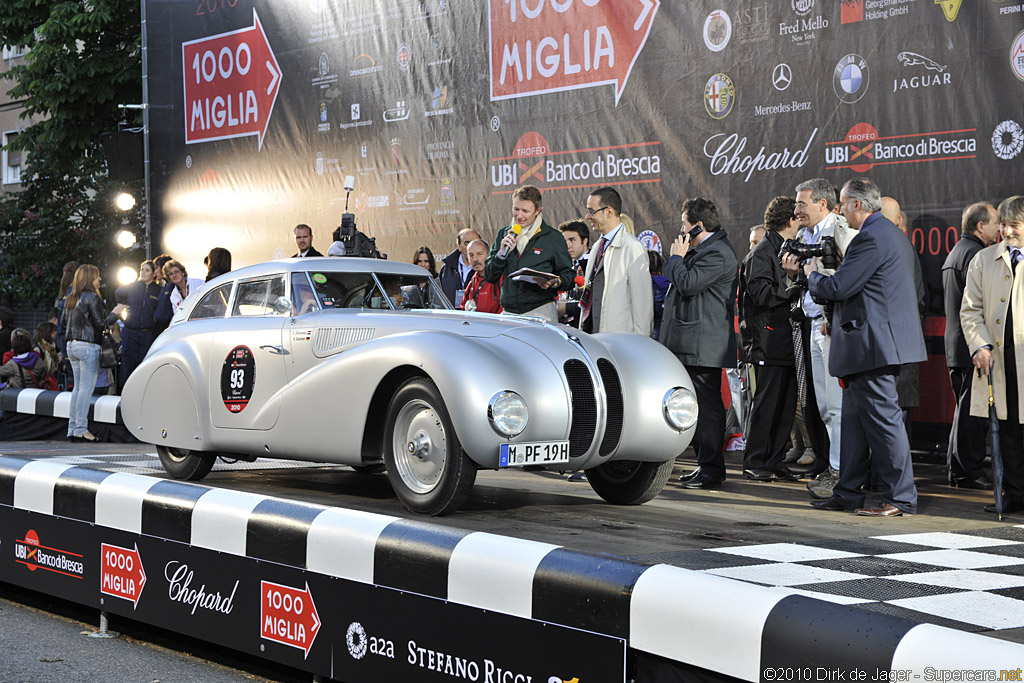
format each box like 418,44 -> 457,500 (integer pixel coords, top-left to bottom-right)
221,345 -> 255,413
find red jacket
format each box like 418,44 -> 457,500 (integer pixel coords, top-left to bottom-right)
459,272 -> 502,314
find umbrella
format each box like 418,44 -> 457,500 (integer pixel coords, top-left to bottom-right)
988,372 -> 1006,521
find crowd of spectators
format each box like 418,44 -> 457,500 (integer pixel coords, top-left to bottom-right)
3,180 -> 1023,518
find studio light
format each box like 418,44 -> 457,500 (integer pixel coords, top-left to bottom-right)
115,192 -> 136,211
116,229 -> 137,249
117,266 -> 137,285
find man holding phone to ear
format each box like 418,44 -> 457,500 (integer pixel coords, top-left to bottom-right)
659,197 -> 739,489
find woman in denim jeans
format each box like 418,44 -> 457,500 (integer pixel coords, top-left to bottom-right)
63,265 -> 125,442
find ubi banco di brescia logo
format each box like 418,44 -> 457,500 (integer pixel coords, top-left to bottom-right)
825,122 -> 977,172
704,128 -> 818,183
15,529 -> 84,578
780,0 -> 829,44
490,131 -> 660,191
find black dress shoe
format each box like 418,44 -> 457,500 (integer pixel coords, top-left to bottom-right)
951,477 -> 993,490
679,467 -> 703,483
985,499 -> 1024,514
67,435 -> 81,443
810,496 -> 848,511
771,466 -> 802,482
744,468 -> 774,481
681,473 -> 724,489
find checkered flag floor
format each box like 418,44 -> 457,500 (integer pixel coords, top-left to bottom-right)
633,527 -> 1024,633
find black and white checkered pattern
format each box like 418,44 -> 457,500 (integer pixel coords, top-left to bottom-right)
0,388 -> 122,425
1,454 -> 1022,680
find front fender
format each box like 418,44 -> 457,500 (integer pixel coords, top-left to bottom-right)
588,333 -> 696,461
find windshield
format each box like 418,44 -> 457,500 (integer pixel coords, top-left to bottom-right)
306,271 -> 452,310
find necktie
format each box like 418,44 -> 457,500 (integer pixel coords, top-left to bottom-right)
579,237 -> 609,327
1013,248 -> 1021,273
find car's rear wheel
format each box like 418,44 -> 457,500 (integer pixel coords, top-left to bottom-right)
383,378 -> 476,516
156,446 -> 216,481
586,459 -> 674,505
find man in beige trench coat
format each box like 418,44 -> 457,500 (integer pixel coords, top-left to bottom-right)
961,195 -> 1024,514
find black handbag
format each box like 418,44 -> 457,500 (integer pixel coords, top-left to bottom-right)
99,330 -> 118,369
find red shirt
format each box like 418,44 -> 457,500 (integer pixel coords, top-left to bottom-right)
459,272 -> 502,314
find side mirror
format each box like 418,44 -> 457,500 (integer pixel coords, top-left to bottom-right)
273,296 -> 293,315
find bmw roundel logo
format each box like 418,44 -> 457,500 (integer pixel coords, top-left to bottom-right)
833,54 -> 869,104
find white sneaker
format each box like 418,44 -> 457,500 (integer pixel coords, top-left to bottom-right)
796,449 -> 816,466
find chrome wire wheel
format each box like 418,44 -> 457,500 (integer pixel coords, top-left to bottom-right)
391,398 -> 448,494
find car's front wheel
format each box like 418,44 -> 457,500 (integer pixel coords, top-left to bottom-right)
383,378 -> 476,516
156,446 -> 216,481
586,459 -> 674,505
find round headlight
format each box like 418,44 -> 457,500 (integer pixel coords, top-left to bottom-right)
664,387 -> 698,431
488,391 -> 529,437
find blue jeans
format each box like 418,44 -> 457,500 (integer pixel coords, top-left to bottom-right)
67,340 -> 99,437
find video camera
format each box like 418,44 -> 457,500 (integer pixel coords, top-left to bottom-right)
779,235 -> 840,271
332,176 -> 386,260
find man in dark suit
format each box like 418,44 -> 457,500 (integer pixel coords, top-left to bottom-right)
785,178 -> 926,516
659,197 -> 739,489
291,224 -> 323,257
739,196 -> 802,481
943,202 -> 999,489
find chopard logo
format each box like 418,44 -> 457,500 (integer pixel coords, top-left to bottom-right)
165,560 -> 238,616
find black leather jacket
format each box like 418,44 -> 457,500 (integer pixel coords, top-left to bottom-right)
65,291 -> 117,344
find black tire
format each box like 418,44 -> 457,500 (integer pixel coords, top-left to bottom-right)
586,459 -> 674,505
351,463 -> 387,474
383,378 -> 476,516
156,446 -> 216,481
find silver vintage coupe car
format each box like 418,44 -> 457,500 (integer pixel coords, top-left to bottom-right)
121,258 -> 698,515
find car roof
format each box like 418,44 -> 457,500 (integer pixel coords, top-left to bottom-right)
208,257 -> 430,284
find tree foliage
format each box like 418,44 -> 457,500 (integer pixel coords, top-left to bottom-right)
0,0 -> 144,306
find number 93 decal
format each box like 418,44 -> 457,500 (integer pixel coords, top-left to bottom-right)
221,345 -> 256,413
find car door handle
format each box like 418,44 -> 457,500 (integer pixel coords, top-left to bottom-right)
259,344 -> 287,355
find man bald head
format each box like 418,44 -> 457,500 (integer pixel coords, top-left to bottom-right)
881,196 -> 907,235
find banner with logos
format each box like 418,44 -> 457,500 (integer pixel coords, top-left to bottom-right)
0,506 -> 625,682
144,0 -> 1024,423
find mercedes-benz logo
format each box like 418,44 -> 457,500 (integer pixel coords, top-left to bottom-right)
772,63 -> 792,91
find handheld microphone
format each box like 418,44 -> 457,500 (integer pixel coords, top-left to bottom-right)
497,224 -> 522,259
574,275 -> 586,288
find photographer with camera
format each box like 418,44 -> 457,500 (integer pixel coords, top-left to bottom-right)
784,178 -> 925,517
739,197 -> 803,482
788,178 -> 858,499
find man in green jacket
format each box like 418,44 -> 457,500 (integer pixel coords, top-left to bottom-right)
484,185 -> 575,321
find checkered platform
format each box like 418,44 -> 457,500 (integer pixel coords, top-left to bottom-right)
41,452 -> 335,474
633,527 -> 1024,633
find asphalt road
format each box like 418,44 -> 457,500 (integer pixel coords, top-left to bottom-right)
0,438 -> 1020,681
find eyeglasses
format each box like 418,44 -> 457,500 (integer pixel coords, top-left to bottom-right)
584,206 -> 609,217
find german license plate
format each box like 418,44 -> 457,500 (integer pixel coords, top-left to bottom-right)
499,441 -> 570,467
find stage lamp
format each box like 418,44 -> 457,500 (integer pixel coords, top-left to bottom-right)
116,229 -> 137,249
117,266 -> 137,285
115,192 -> 136,211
